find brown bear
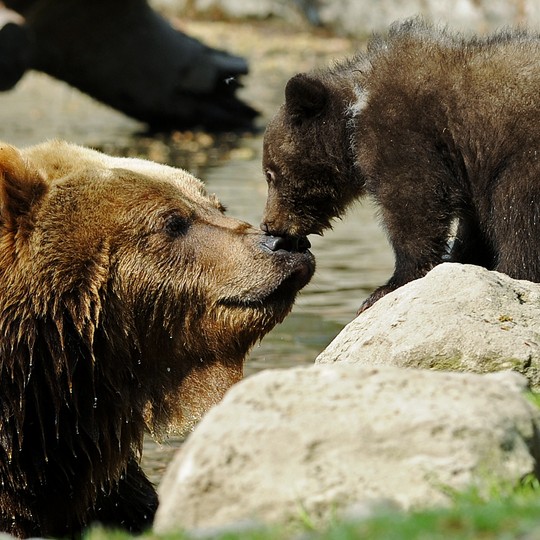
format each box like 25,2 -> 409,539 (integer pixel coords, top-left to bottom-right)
0,140 -> 314,538
261,18 -> 540,312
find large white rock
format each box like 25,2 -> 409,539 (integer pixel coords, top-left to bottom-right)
154,364 -> 540,533
317,264 -> 540,389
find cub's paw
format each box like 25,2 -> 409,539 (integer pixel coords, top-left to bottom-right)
357,285 -> 395,315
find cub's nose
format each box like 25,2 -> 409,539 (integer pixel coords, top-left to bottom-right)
260,234 -> 311,253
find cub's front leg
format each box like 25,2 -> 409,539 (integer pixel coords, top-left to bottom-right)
359,175 -> 457,313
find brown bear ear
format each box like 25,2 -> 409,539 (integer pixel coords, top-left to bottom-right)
0,144 -> 48,227
284,73 -> 328,123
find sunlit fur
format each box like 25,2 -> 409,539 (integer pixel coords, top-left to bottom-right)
0,140 -> 314,538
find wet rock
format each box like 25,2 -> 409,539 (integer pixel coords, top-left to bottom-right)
0,7 -> 29,90
3,0 -> 257,131
317,263 -> 540,390
154,364 -> 540,532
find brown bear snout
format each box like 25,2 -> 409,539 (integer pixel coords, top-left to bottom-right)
260,234 -> 311,253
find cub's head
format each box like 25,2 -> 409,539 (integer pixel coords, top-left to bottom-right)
0,140 -> 315,437
261,72 -> 362,237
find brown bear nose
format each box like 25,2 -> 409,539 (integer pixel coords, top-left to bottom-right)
261,234 -> 311,253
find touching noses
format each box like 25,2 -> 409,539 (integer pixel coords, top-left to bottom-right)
260,233 -> 311,253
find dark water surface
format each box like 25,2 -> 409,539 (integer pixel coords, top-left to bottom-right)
0,20 -> 393,483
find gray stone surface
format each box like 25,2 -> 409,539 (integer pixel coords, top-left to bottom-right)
155,364 -> 540,533
317,264 -> 540,390
155,0 -> 540,35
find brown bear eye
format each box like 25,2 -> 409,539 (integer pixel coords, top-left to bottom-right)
164,214 -> 190,238
265,169 -> 276,184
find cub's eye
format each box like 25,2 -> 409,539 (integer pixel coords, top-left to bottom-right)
265,169 -> 276,184
164,214 -> 190,238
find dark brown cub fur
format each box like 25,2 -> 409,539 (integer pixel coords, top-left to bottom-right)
262,18 -> 540,311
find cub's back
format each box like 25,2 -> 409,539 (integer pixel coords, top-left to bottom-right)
361,22 -> 540,123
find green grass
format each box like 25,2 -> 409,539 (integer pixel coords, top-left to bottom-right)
319,500 -> 540,540
85,480 -> 540,540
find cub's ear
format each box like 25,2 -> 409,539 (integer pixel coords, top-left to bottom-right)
285,73 -> 328,123
0,143 -> 48,227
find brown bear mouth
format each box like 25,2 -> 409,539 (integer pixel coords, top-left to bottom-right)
219,253 -> 315,308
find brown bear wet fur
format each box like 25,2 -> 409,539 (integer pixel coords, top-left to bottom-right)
0,140 -> 314,538
261,18 -> 540,312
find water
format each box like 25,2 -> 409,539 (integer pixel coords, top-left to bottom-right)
137,131 -> 394,484
0,19 -> 394,484
202,134 -> 394,375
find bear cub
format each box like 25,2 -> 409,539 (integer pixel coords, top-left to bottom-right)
261,18 -> 540,312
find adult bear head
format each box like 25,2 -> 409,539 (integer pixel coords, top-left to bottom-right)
0,140 -> 314,538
